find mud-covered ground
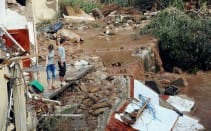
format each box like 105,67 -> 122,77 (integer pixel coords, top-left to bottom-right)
69,24 -> 211,130
37,20 -> 211,130
181,71 -> 211,130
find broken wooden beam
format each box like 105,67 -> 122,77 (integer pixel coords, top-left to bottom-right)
136,98 -> 150,119
43,66 -> 93,99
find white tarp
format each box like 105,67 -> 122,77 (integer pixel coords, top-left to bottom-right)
131,105 -> 178,131
173,115 -> 204,131
114,80 -> 205,131
134,80 -> 159,105
167,95 -> 195,112
115,80 -> 179,131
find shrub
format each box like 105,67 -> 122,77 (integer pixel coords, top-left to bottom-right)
100,0 -> 181,11
100,0 -> 138,7
142,8 -> 211,72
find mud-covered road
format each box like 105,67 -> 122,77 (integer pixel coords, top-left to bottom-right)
182,71 -> 211,130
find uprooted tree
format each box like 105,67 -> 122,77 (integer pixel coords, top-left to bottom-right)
143,8 -> 211,73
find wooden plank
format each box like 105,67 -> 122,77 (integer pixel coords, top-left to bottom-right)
43,80 -> 74,99
42,114 -> 84,117
43,66 -> 93,99
65,66 -> 93,82
13,63 -> 27,131
9,52 -> 47,61
136,98 -> 150,119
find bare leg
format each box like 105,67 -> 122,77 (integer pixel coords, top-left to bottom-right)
47,79 -> 52,89
60,76 -> 65,86
52,79 -> 55,88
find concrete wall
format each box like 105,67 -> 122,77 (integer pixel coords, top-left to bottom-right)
0,66 -> 9,131
30,0 -> 58,23
0,0 -> 6,25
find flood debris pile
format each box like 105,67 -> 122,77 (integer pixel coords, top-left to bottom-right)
33,4 -> 206,130
35,55 -> 129,130
1,0 -> 209,130
145,72 -> 188,96
106,80 -> 204,131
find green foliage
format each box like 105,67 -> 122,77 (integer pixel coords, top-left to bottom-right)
171,0 -> 184,10
101,0 -> 138,7
143,8 -> 211,72
100,0 -> 183,10
60,0 -> 99,13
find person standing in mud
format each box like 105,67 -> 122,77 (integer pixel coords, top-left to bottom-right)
46,44 -> 56,90
57,38 -> 66,87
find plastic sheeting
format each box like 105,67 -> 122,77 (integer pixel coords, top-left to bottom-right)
173,115 -> 204,131
115,80 -> 179,131
167,95 -> 195,112
134,80 -> 159,105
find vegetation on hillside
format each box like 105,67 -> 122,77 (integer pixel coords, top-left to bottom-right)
60,0 -> 99,13
142,7 -> 211,72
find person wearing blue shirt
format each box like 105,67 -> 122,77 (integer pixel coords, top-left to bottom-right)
58,38 -> 66,87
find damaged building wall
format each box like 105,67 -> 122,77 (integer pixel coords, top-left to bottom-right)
0,66 -> 9,131
0,0 -> 6,25
29,0 -> 59,23
132,41 -> 163,73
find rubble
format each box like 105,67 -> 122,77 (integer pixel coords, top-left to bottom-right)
63,6 -> 95,22
144,72 -> 189,95
166,95 -> 195,112
1,1 -> 208,130
57,28 -> 82,43
108,79 -> 204,131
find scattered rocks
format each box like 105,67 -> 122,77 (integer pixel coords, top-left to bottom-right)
88,86 -> 101,93
173,67 -> 183,74
57,29 -> 82,43
171,77 -> 187,87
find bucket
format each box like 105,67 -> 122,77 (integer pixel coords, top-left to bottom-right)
29,80 -> 44,93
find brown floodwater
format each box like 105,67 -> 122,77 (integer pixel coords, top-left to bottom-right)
78,28 -> 154,66
181,71 -> 211,130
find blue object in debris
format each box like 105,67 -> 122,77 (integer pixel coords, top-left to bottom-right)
139,94 -> 157,120
44,21 -> 63,34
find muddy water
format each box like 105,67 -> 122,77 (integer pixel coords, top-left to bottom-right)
78,28 -> 154,66
182,71 -> 211,130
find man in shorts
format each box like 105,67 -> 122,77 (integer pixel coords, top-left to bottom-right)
58,38 -> 66,87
